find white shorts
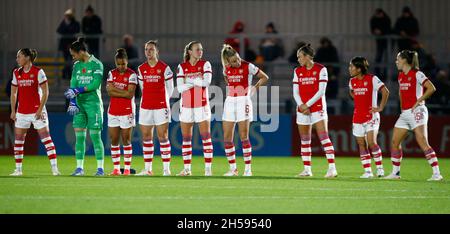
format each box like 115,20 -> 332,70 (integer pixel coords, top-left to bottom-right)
222,96 -> 253,122
108,113 -> 135,129
139,108 -> 171,126
180,105 -> 211,123
15,111 -> 49,130
394,105 -> 429,130
296,109 -> 328,125
352,113 -> 380,137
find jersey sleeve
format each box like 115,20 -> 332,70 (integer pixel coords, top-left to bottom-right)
70,63 -> 78,88
107,71 -> 113,83
416,71 -> 429,86
129,72 -> 138,85
164,66 -> 174,81
137,67 -> 144,90
176,64 -> 185,78
373,75 -> 385,91
319,67 -> 328,82
249,63 -> 260,76
12,71 -> 17,86
292,70 -> 299,84
38,69 -> 48,84
203,61 -> 212,75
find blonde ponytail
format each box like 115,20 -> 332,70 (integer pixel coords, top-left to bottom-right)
221,44 -> 237,71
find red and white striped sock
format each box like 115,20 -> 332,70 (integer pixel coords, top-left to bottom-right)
370,144 -> 383,169
391,149 -> 402,175
242,139 -> 252,171
300,134 -> 312,172
182,135 -> 192,171
143,140 -> 154,172
360,149 -> 372,173
160,139 -> 171,171
123,144 -> 132,170
319,132 -> 336,170
14,134 -> 26,171
110,145 -> 121,170
201,133 -> 213,170
224,141 -> 236,170
424,148 -> 440,175
39,132 -> 57,168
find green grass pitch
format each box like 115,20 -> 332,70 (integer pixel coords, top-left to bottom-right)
0,156 -> 449,214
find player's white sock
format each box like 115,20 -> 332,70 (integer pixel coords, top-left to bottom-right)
160,139 -> 171,171
143,140 -> 154,171
424,148 -> 440,175
97,159 -> 104,169
111,145 -> 121,170
123,144 -> 132,170
391,149 -> 402,175
225,141 -> 237,170
300,134 -> 312,172
182,135 -> 192,171
77,159 -> 84,169
319,132 -> 336,170
39,133 -> 58,168
370,144 -> 383,170
360,149 -> 372,173
242,139 -> 252,171
202,133 -> 213,170
14,134 -> 25,171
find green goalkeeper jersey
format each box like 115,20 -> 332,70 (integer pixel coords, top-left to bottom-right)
70,55 -> 104,109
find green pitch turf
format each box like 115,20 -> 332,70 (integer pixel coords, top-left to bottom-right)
0,156 -> 449,214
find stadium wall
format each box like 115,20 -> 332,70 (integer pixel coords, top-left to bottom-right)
1,0 -> 450,52
1,113 -> 450,158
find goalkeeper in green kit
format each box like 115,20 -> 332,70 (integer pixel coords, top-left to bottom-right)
64,38 -> 105,176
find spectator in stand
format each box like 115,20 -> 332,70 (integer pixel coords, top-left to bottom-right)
81,5 -> 103,58
394,6 -> 420,51
224,20 -> 256,62
57,9 -> 80,80
121,34 -> 140,71
288,41 -> 307,65
315,37 -> 340,99
370,8 -> 392,79
57,9 -> 80,61
259,22 -> 284,62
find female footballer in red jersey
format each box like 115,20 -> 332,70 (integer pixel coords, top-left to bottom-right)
10,48 -> 59,176
384,50 -> 443,181
176,41 -> 214,176
348,57 -> 389,179
292,44 -> 337,178
106,48 -> 137,176
220,44 -> 268,176
136,40 -> 174,176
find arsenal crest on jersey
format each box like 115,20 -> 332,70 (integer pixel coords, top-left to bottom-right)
239,69 -> 243,74
313,71 -> 317,76
30,74 -> 34,78
364,81 -> 368,86
157,69 -> 161,74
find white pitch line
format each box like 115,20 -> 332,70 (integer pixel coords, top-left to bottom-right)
10,183 -> 449,193
1,195 -> 450,201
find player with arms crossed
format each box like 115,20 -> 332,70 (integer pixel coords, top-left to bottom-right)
348,57 -> 389,178
176,41 -> 214,176
106,49 -> 137,176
